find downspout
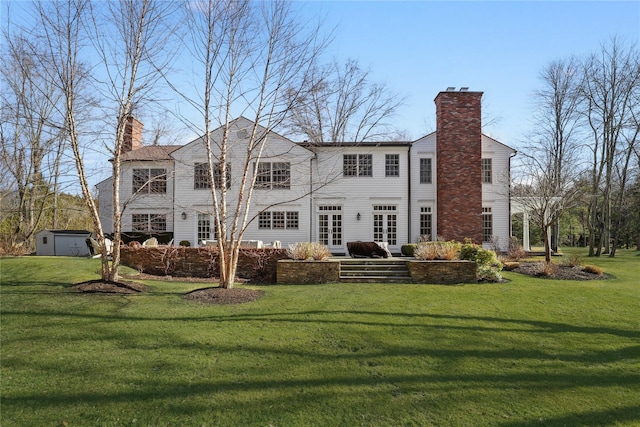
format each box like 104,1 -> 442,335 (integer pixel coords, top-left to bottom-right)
407,144 -> 412,243
508,150 -> 517,249
310,154 -> 315,242
172,161 -> 176,243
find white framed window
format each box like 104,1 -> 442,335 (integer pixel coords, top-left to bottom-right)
131,213 -> 167,232
343,154 -> 372,177
197,213 -> 215,242
420,158 -> 432,184
133,168 -> 167,194
258,211 -> 299,229
420,206 -> 432,240
482,158 -> 492,184
255,162 -> 290,189
385,154 -> 399,177
194,163 -> 231,189
482,207 -> 493,242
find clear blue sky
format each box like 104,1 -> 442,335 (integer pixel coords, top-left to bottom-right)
4,1 -> 639,190
294,0 -> 640,148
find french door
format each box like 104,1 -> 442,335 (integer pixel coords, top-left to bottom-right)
318,205 -> 342,250
373,205 -> 397,245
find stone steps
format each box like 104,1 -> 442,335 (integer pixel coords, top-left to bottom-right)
339,259 -> 412,283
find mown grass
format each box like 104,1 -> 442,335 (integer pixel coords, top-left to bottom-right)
1,249 -> 639,426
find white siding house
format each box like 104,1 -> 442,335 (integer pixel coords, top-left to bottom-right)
310,143 -> 411,254
97,90 -> 517,253
171,117 -> 315,247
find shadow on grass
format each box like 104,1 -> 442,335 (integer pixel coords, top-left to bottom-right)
3,307 -> 639,425
498,404 -> 640,426
3,369 -> 639,425
3,308 -> 639,339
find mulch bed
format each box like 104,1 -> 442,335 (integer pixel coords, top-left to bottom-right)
74,274 -> 263,305
184,287 -> 265,305
73,279 -> 150,294
511,262 -> 610,280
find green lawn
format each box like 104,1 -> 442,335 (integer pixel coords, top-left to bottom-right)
1,250 -> 639,426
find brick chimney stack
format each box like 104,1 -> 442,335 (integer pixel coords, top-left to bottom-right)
122,116 -> 143,153
434,88 -> 483,244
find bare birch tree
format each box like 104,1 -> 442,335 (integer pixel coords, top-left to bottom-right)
30,0 -> 111,273
282,59 -> 405,143
181,0 -> 325,288
515,58 -> 584,263
86,0 -> 179,280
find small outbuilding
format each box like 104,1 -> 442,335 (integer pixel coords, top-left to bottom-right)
35,229 -> 92,257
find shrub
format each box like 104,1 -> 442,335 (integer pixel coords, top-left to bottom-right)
502,261 -> 520,271
286,242 -> 331,261
414,241 -> 460,260
401,244 -> 417,257
583,264 -> 603,275
560,253 -> 584,268
179,240 -> 191,247
460,240 -> 503,282
507,237 -> 526,261
459,240 -> 481,261
536,262 -> 558,277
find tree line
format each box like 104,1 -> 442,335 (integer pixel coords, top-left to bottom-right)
514,36 -> 639,261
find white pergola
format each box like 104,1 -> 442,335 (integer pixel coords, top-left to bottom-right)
511,197 -> 561,252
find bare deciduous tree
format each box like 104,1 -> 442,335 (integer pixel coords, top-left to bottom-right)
580,37 -> 640,257
282,58 -> 405,143
0,15 -> 71,252
515,58 -> 583,262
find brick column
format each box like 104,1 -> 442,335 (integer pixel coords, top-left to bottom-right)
434,90 -> 483,244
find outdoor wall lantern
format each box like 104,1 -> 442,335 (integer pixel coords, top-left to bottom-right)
357,213 -> 361,221
181,211 -> 187,220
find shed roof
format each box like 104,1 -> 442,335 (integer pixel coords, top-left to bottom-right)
37,229 -> 91,235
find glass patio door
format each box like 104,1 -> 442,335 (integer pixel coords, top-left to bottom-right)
318,205 -> 342,250
373,205 -> 397,245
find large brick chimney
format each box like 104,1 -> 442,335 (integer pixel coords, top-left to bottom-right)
434,88 -> 483,244
122,116 -> 143,153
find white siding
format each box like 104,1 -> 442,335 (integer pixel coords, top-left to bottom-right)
171,118 -> 314,246
96,178 -> 113,234
482,135 -> 516,252
312,145 -> 410,253
95,116 -> 516,254
119,160 -> 175,234
409,133 -> 437,243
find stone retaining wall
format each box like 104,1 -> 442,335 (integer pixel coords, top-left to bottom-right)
408,260 -> 476,284
277,260 -> 340,284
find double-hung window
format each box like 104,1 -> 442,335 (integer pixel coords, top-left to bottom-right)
482,158 -> 492,184
419,158 -> 432,184
133,168 -> 167,194
255,162 -> 290,189
343,154 -> 372,177
385,154 -> 399,177
131,213 -> 167,232
194,163 -> 231,189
